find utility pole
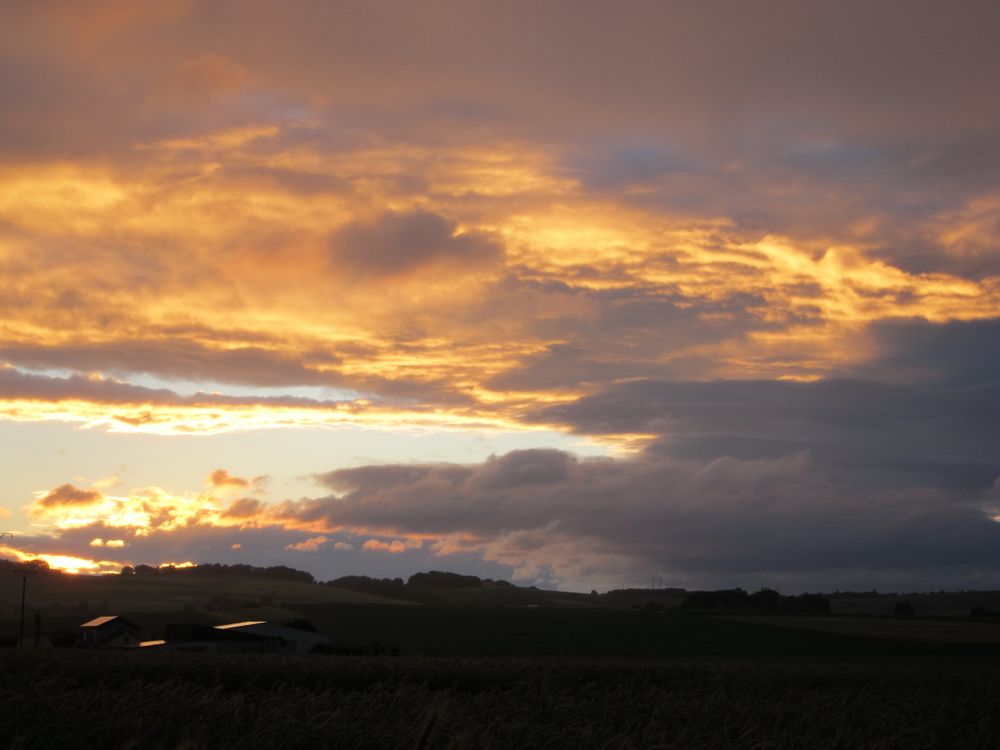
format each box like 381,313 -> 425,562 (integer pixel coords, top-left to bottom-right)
19,572 -> 26,646
15,564 -> 41,648
3,535 -> 42,649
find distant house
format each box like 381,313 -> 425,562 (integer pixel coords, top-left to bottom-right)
214,621 -> 331,653
79,616 -> 142,648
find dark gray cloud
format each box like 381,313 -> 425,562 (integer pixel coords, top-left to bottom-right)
0,340 -> 477,407
0,365 -> 351,410
329,210 -> 502,279
857,319 -> 1000,386
1,341 -> 343,388
534,378 -> 999,492
282,447 -> 1000,591
527,318 -> 1000,493
484,287 -> 758,391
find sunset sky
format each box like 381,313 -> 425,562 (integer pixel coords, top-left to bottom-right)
1,1 -> 999,591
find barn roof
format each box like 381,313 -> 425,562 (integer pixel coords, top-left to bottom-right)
80,615 -> 139,630
214,621 -> 266,630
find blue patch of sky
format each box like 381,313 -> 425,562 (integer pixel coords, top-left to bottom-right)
0,420 -> 610,529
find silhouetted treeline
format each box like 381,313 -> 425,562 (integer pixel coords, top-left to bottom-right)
0,559 -> 56,576
408,571 -> 484,589
326,575 -> 411,599
682,588 -> 753,609
681,588 -> 831,613
327,570 -> 510,598
121,562 -> 314,584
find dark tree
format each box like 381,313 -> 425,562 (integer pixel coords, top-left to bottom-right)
748,588 -> 781,609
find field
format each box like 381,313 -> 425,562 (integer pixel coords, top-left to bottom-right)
4,648 -> 1000,749
5,575 -> 1000,747
726,614 -> 1000,643
0,572 -> 405,615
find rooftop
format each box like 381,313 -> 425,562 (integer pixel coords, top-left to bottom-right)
81,615 -> 120,628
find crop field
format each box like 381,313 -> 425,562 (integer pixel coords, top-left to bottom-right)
5,591 -> 1000,748
4,649 -> 1000,749
288,604 -> 1000,659
726,614 -> 1000,643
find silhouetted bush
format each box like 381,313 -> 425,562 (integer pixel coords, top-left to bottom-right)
748,588 -> 781,609
894,601 -> 915,617
407,571 -> 483,589
127,562 -> 315,584
326,575 -> 409,598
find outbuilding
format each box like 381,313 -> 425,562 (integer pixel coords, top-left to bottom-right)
79,615 -> 142,648
214,621 -> 331,653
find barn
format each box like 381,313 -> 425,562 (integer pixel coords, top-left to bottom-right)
79,615 -> 142,648
214,621 -> 331,653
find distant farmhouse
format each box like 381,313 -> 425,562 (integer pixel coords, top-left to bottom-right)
79,616 -> 142,648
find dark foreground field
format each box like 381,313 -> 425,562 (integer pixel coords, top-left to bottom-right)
4,626 -> 1000,750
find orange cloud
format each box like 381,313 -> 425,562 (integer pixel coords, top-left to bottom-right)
36,484 -> 102,509
286,535 -> 328,552
208,469 -> 250,489
89,538 -> 126,548
362,539 -> 422,554
0,116 -> 996,448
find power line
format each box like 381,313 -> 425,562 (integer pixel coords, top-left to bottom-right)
3,534 -> 43,648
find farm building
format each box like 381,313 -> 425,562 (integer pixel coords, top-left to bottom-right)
156,622 -> 284,653
79,616 -> 142,648
214,621 -> 331,653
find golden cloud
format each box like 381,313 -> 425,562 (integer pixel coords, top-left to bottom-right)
362,539 -> 423,554
286,535 -> 329,552
0,122 -> 997,439
36,484 -> 103,509
208,469 -> 250,490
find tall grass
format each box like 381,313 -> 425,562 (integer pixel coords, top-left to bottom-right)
3,650 -> 1000,748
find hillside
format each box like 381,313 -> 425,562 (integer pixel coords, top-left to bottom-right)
0,570 -> 409,618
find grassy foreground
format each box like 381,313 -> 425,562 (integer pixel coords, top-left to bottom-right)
4,648 -> 1000,749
